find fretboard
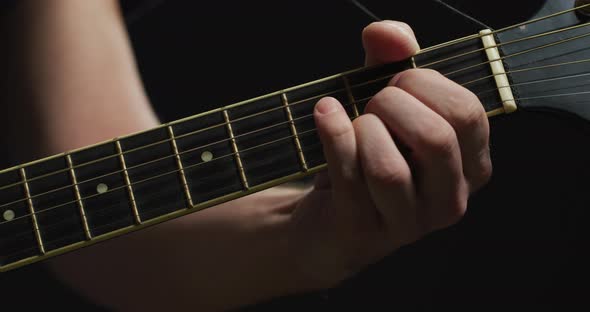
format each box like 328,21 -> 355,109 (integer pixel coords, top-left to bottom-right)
0,30 -> 512,272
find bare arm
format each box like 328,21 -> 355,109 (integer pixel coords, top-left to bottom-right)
0,1 -> 307,311
0,1 -> 491,311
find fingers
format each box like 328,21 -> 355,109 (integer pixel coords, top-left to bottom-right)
362,20 -> 420,66
314,97 -> 359,190
353,114 -> 418,246
365,87 -> 469,230
314,97 -> 372,226
391,69 -> 492,191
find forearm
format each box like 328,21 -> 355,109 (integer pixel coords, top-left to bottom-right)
0,1 -> 311,311
0,0 -> 158,160
50,187 -> 309,311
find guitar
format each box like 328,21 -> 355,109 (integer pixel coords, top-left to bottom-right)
1,0 -> 589,308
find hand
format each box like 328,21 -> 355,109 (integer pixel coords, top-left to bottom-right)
288,21 -> 492,289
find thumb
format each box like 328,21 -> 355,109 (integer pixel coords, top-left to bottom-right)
362,20 -> 420,66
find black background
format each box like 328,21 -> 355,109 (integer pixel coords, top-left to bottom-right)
3,0 -> 590,311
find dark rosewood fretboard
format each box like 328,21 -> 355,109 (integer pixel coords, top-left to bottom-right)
0,33 -> 508,272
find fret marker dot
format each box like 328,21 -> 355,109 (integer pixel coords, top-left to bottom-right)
3,210 -> 15,222
201,151 -> 213,162
97,183 -> 109,194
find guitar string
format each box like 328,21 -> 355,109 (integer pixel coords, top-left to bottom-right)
1,9 -> 590,221
1,54 -> 587,216
1,21 -> 588,199
0,97 -> 371,228
0,112 -> 322,210
419,21 -> 590,69
0,27 -> 589,213
5,87 -> 590,252
461,58 -> 590,86
500,90 -> 590,102
416,2 -> 590,55
431,0 -> 491,29
0,7 -> 587,194
3,140 -> 323,243
348,0 -> 381,21
443,30 -> 590,77
474,72 -> 590,98
4,3 -> 590,266
0,115 -> 336,233
3,81 -> 590,231
1,143 -> 328,258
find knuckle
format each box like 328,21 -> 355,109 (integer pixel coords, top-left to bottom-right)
419,123 -> 458,158
450,91 -> 487,132
366,160 -> 411,187
320,114 -> 354,142
365,86 -> 404,114
391,68 -> 439,87
472,149 -> 493,189
480,153 -> 493,183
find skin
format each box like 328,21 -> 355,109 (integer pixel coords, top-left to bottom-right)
0,1 -> 491,311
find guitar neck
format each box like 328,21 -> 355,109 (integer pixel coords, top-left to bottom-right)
0,29 -> 512,272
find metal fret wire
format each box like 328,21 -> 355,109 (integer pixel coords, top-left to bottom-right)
1,21 -> 589,209
0,53 -> 585,219
0,3 -> 588,195
1,4 -> 590,240
0,39 -> 587,230
5,87 -> 590,252
0,31 -> 588,228
4,80 -> 590,238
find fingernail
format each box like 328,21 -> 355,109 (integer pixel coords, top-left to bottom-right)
381,20 -> 420,52
315,98 -> 339,115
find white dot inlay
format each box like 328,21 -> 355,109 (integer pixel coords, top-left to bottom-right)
201,151 -> 213,162
3,210 -> 15,222
97,183 -> 109,194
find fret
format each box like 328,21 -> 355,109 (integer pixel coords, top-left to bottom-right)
19,168 -> 45,254
65,154 -> 92,240
0,24 -> 528,272
227,96 -> 302,187
167,126 -> 194,207
0,170 -> 38,266
287,76 -> 353,168
119,128 -> 187,221
70,142 -> 135,237
413,37 -> 504,113
342,76 -> 360,118
223,110 -> 250,189
346,60 -> 414,113
25,156 -> 86,251
281,93 -> 309,172
115,140 -> 142,225
410,56 -> 418,69
172,112 -> 242,205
